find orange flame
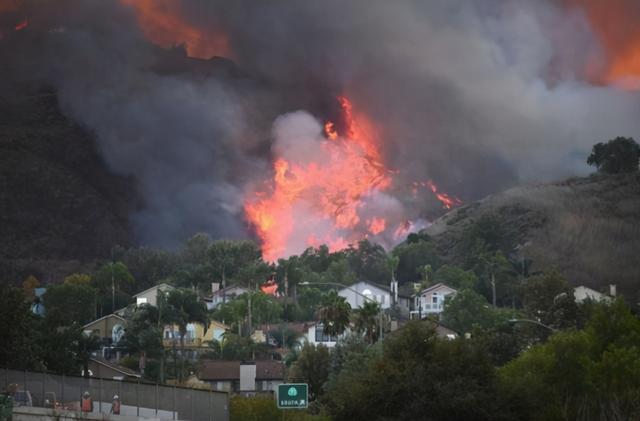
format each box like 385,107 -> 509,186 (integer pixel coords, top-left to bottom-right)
566,0 -> 640,89
423,180 -> 463,210
244,96 -> 393,261
119,0 -> 230,59
367,217 -> 386,235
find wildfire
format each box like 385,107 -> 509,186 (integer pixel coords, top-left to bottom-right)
119,0 -> 230,59
422,180 -> 463,210
566,0 -> 640,89
245,96 -> 395,261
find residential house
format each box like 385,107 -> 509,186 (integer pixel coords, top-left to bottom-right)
83,314 -> 127,359
411,283 -> 457,318
163,320 -> 229,350
133,283 -> 174,307
199,360 -> 284,393
573,285 -> 614,303
338,281 -> 411,311
304,322 -> 343,348
205,285 -> 248,310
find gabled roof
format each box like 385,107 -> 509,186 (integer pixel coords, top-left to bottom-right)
132,283 -> 174,298
210,284 -> 248,298
83,313 -> 126,329
415,283 -> 457,296
340,280 -> 411,299
89,358 -> 141,378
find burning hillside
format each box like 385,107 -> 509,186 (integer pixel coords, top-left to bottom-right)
243,96 -> 456,261
2,0 -> 640,259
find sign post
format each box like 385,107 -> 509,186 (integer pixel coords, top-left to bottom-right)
276,383 -> 308,409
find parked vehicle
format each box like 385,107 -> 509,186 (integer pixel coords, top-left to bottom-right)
12,390 -> 33,407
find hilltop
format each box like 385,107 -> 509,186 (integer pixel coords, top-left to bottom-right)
0,88 -> 136,282
426,173 -> 640,298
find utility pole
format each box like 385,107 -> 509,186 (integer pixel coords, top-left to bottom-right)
111,261 -> 116,314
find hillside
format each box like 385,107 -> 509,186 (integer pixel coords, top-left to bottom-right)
0,87 -> 136,282
426,173 -> 640,298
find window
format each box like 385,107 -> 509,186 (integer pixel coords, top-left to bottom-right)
136,297 -> 148,306
432,293 -> 439,304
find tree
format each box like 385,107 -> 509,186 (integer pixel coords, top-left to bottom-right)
442,289 -> 517,334
0,285 -> 39,369
122,304 -> 165,380
22,275 -> 40,300
163,288 -> 209,380
288,342 -> 331,400
433,265 -> 477,290
64,273 -> 92,286
296,287 -> 323,321
500,299 -> 640,420
393,239 -> 442,283
587,136 -> 640,174
324,321 -> 516,420
43,283 -> 98,327
346,239 -> 389,284
353,301 -> 380,344
317,290 -> 351,336
522,271 -> 571,325
93,261 -> 134,315
208,240 -> 264,287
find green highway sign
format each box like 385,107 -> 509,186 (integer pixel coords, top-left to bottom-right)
277,383 -> 308,409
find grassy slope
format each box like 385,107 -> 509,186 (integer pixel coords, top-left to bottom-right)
426,173 -> 640,298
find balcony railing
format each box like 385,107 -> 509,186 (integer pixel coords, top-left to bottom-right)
162,337 -> 203,347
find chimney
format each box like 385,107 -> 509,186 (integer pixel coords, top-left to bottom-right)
609,284 -> 617,297
240,362 -> 256,392
212,282 -> 220,294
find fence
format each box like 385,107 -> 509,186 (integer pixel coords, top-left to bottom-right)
1,369 -> 228,421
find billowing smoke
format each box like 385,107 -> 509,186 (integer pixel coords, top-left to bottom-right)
2,0 -> 640,254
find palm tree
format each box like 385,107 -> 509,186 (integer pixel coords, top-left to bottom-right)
353,301 -> 380,344
164,288 -> 209,381
317,290 -> 351,337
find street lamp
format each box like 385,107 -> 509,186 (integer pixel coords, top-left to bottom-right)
508,318 -> 557,332
299,281 -> 385,341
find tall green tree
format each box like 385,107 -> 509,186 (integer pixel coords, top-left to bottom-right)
587,136 -> 640,174
317,290 -> 351,336
43,283 -> 98,326
93,261 -> 134,315
353,301 -> 380,344
288,342 -> 331,400
0,285 -> 39,369
164,288 -> 209,380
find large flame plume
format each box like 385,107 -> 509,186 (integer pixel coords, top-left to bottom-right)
244,96 -> 461,261
119,0 -> 229,59
567,0 -> 640,89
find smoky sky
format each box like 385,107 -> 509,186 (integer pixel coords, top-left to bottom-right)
2,0 -> 640,249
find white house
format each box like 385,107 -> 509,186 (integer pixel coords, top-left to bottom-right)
133,283 -> 174,307
304,323 -> 343,348
339,281 -> 410,310
573,285 -> 614,303
205,285 -> 249,310
412,283 -> 457,318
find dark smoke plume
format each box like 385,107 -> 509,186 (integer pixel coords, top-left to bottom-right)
2,0 -> 640,249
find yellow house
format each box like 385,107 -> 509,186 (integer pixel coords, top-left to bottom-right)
163,319 -> 229,348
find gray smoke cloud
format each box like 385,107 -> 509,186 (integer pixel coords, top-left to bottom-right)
2,0 -> 640,250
